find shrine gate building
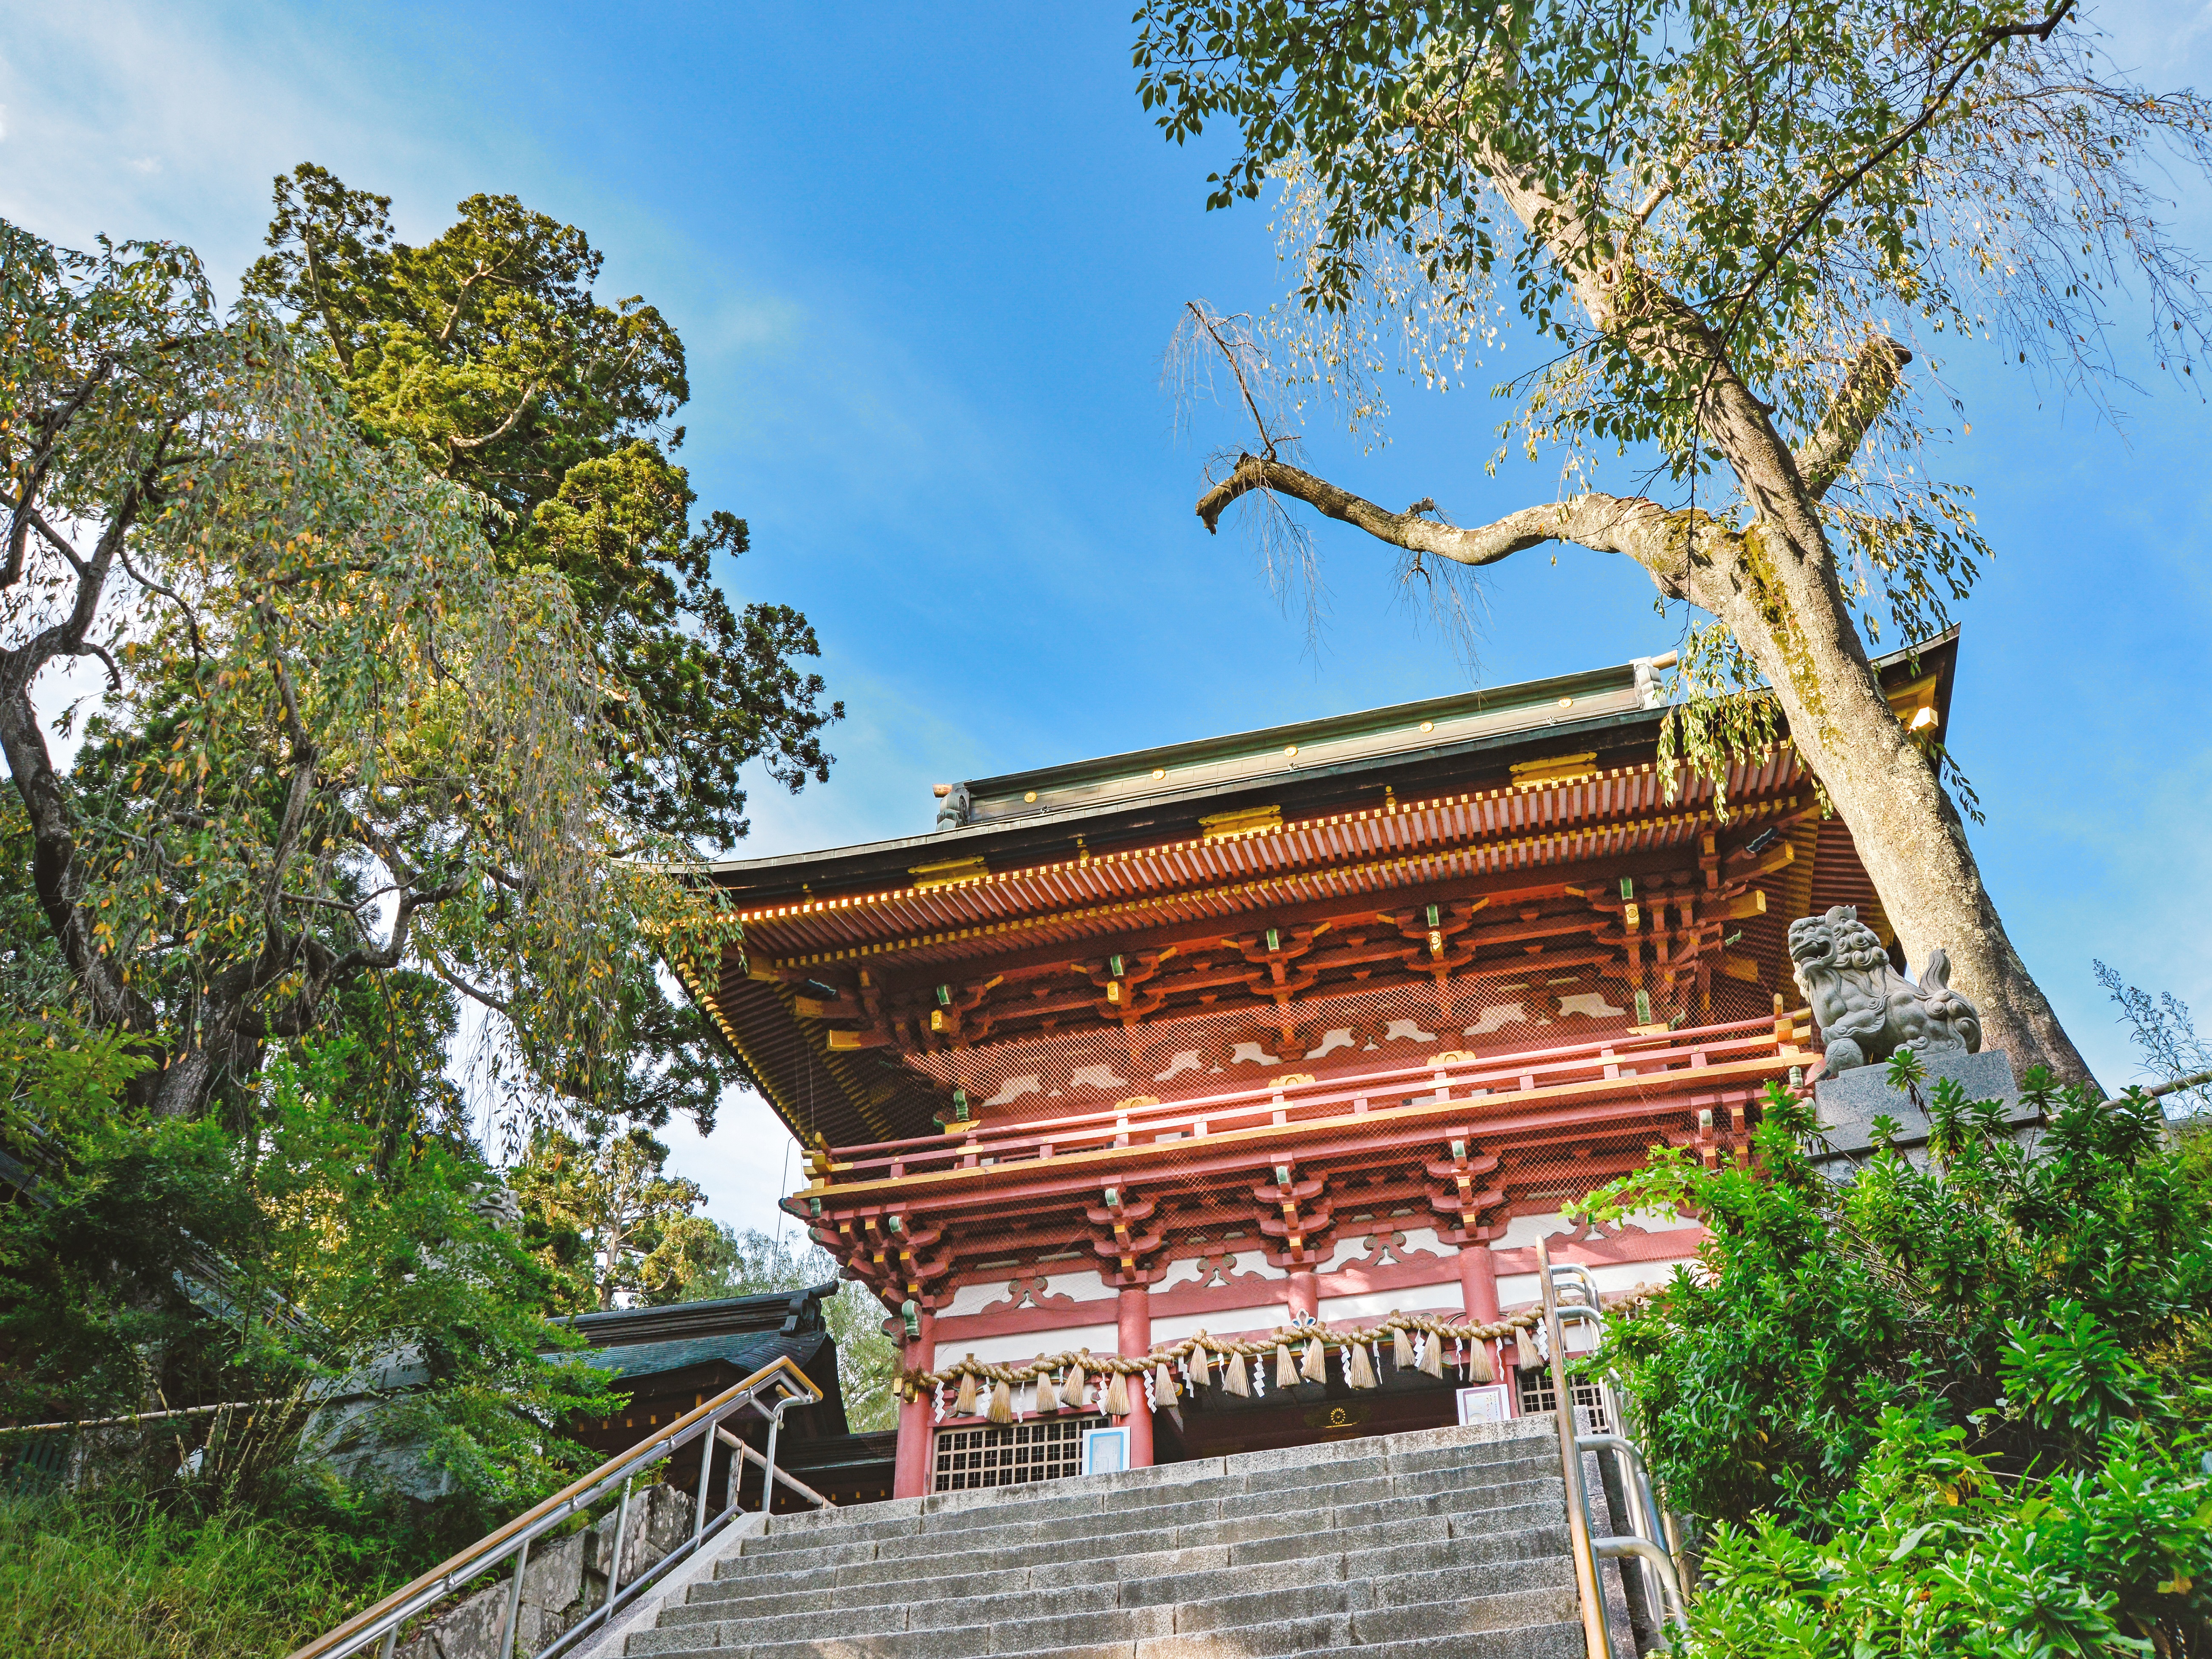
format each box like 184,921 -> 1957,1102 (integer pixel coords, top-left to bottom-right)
677,633 -> 1958,1499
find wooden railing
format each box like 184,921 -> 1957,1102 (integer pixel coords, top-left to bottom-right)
811,1009 -> 1809,1186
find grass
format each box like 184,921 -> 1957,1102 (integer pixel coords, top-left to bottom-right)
0,1493 -> 402,1659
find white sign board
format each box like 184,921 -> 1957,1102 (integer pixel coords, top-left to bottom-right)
1456,1384 -> 1514,1425
1080,1425 -> 1130,1476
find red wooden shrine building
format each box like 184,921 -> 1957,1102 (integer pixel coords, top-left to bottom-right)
676,633 -> 1958,1500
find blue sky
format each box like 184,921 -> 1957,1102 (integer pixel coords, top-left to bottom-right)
7,2 -> 2211,1229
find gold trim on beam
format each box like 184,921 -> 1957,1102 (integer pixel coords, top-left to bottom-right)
909,855 -> 991,890
720,750 -> 1803,929
1509,752 -> 1597,788
1200,804 -> 1283,839
750,796 -> 1802,970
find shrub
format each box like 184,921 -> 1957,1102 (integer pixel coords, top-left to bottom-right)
1579,1066 -> 2212,1655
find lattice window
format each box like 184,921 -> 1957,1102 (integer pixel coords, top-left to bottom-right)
932,1417 -> 1085,1492
1516,1366 -> 1611,1433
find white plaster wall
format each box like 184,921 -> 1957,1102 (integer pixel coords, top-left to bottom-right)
938,1264 -> 1115,1318
934,1323 -> 1120,1369
1152,1256 -> 1206,1293
1496,1253 -> 1695,1309
1183,1248 -> 1279,1283
1149,1304 -> 1290,1343
1317,1280 -> 1467,1323
1317,1233 -> 1369,1273
1494,1211 -> 1580,1249
1321,1223 -> 1452,1273
1612,1208 -> 1700,1234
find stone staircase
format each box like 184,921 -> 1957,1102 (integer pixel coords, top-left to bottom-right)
619,1416 -> 1629,1659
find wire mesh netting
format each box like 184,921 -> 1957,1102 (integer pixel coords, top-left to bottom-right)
900,968 -> 1774,1124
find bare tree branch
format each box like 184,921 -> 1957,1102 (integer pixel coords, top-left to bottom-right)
428,954 -> 514,1016
1795,336 -> 1914,499
69,639 -> 123,694
1726,1 -> 2079,331
444,379 -> 540,457
1195,453 -> 1701,597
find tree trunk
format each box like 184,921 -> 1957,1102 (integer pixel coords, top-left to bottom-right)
1653,322 -> 2097,1087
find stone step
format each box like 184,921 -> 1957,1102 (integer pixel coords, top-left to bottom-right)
630,1625 -> 1593,1659
629,1576 -> 1581,1659
727,1457 -> 1556,1574
740,1442 -> 1552,1560
621,1420 -> 1598,1659
650,1548 -> 1574,1654
687,1510 -> 1569,1622
700,1479 -> 1565,1610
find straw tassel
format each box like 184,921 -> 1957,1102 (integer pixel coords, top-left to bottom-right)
1274,1343 -> 1297,1390
1514,1323 -> 1541,1371
1193,1343 -> 1214,1385
1222,1351 -> 1250,1397
1301,1337 -> 1328,1384
1154,1361 -> 1179,1407
986,1378 -> 1013,1424
1034,1368 -> 1061,1413
954,1369 -> 979,1417
1103,1369 -> 1131,1417
1345,1339 -> 1378,1390
1065,1359 -> 1088,1409
1392,1325 -> 1416,1370
1419,1329 -> 1446,1378
1469,1339 -> 1496,1384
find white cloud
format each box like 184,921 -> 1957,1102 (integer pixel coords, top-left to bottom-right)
0,0 -> 481,286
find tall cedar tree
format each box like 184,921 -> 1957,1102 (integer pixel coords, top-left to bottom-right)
242,166 -> 843,849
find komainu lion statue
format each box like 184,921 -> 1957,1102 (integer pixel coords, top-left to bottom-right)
1787,905 -> 1983,1080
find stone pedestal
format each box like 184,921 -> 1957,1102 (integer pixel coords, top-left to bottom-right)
1809,1047 -> 2032,1173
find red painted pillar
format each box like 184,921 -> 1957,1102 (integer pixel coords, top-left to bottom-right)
1459,1242 -> 1502,1398
1286,1266 -> 1320,1322
892,1303 -> 935,1499
1116,1283 -> 1154,1468
1458,1241 -> 1500,1321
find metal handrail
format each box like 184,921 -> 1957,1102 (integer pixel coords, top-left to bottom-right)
285,1355 -> 827,1659
1534,1241 -> 1689,1658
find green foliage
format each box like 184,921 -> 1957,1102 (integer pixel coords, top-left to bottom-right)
1686,1405 -> 2212,1659
1576,1072 -> 2212,1654
509,1125 -> 716,1313
230,164 -> 847,1132
0,1021 -> 613,1544
682,1225 -> 899,1433
243,164 -> 841,847
0,1491 -> 404,1659
4,219 -> 715,1122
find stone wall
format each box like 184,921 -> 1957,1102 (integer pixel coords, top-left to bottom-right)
394,1481 -> 693,1659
